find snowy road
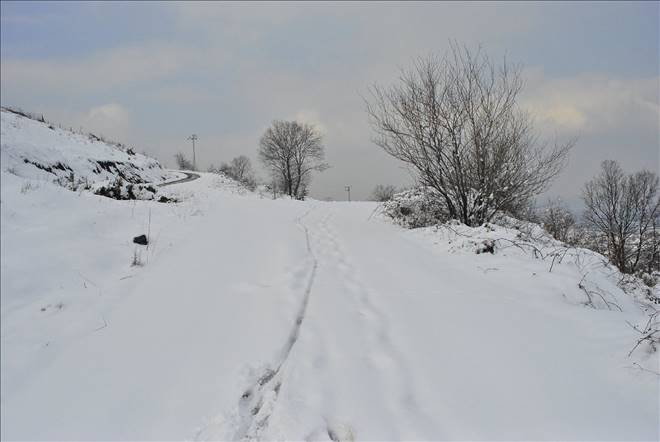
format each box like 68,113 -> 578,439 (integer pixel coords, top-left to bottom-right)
159,171 -> 201,187
1,174 -> 658,440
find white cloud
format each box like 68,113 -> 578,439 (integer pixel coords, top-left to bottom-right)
1,43 -> 221,94
80,103 -> 131,139
521,70 -> 659,135
293,109 -> 326,134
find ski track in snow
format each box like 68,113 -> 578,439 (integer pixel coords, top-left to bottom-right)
200,206 -> 429,440
213,207 -> 320,441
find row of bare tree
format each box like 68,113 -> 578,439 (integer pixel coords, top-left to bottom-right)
172,42 -> 658,275
526,160 -> 660,275
175,121 -> 328,199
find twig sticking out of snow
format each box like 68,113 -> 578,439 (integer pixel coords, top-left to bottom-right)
626,310 -> 659,357
628,362 -> 660,376
577,274 -> 622,312
94,317 -> 108,332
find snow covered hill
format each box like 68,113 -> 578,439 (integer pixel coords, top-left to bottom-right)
1,107 -> 175,191
1,115 -> 658,440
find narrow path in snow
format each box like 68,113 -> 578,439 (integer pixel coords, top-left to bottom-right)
230,207 -> 320,440
295,208 -> 434,439
219,205 -> 438,440
314,213 -> 433,434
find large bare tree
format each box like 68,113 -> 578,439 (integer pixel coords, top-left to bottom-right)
365,43 -> 573,226
583,160 -> 660,274
258,120 -> 327,199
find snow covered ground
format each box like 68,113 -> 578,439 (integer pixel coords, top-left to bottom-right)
1,112 -> 658,440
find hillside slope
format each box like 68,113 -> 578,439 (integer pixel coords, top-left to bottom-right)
0,107 -> 174,188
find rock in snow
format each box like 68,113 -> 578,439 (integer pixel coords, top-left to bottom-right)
132,234 -> 148,246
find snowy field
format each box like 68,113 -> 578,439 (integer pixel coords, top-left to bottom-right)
1,111 -> 658,440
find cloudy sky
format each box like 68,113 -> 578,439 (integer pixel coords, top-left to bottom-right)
1,1 -> 658,203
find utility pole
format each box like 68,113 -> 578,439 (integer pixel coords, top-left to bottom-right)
345,185 -> 351,202
187,134 -> 198,171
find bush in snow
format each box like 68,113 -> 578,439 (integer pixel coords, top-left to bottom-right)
93,178 -> 158,201
475,239 -> 496,254
382,187 -> 448,228
210,155 -> 257,191
641,272 -> 659,288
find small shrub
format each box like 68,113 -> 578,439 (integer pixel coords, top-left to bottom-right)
382,187 -> 448,228
475,239 -> 496,254
157,195 -> 177,203
94,178 -> 157,200
211,156 -> 257,191
641,272 -> 658,288
20,182 -> 36,193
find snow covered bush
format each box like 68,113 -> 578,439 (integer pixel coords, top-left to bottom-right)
381,187 -> 448,228
209,156 -> 257,191
93,178 -> 158,201
641,272 -> 659,288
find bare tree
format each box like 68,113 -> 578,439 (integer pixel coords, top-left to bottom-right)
214,155 -> 256,189
583,160 -> 660,274
541,198 -> 576,244
365,43 -> 573,226
174,152 -> 194,170
258,120 -> 328,199
228,156 -> 253,183
372,184 -> 397,202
